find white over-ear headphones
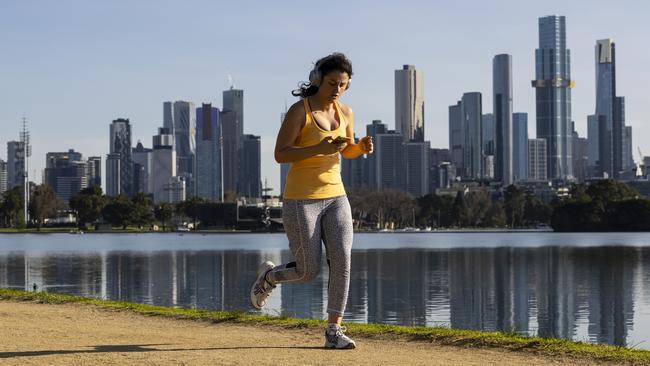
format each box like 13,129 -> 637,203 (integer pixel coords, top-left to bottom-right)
308,53 -> 351,90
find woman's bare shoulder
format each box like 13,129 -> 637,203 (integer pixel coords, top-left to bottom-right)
283,99 -> 307,126
338,102 -> 354,119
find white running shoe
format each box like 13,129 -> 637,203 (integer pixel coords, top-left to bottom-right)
250,261 -> 275,309
324,324 -> 356,349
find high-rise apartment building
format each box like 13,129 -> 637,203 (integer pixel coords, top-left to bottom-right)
493,54 -> 513,185
449,94 -> 482,180
375,131 -> 405,191
449,102 -> 463,176
528,138 -> 548,181
513,113 -> 529,181
405,141 -> 430,197
196,103 -> 222,201
532,15 -> 574,180
221,88 -> 244,196
7,141 -> 25,190
395,65 -> 424,142
461,92 -> 482,180
587,114 -> 599,176
240,134 -> 261,198
366,120 -> 388,190
0,159 -> 7,195
623,126 -> 633,171
132,142 -> 153,195
105,153 -> 121,196
481,113 -> 495,156
108,118 -> 133,196
163,101 -> 196,195
87,156 -> 101,189
341,147 -> 366,190
44,149 -> 88,202
152,127 -> 176,203
594,39 -> 623,178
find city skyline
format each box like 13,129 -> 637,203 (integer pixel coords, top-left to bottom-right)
2,1 -> 650,194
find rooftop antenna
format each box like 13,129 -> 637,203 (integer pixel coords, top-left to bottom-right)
227,74 -> 235,90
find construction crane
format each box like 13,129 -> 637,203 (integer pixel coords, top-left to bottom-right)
637,147 -> 645,178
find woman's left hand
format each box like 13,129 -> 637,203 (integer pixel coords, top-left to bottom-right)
359,136 -> 373,154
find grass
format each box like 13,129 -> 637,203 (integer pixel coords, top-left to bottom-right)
0,289 -> 648,364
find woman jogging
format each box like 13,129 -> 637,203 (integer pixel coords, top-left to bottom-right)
250,52 -> 373,349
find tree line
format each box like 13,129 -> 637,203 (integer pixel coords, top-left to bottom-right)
1,179 -> 648,231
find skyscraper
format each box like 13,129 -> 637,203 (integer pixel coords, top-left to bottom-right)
493,54 -> 513,185
152,127 -> 176,203
405,141 -> 430,197
164,101 -> 196,195
587,114 -> 599,176
395,65 -> 424,142
240,134 -> 261,198
481,113 -> 495,157
196,104 -> 222,201
623,126 -> 633,171
87,156 -> 102,189
513,113 -> 529,181
132,141 -> 153,195
528,138 -> 548,181
366,120 -> 388,190
6,141 -> 25,190
614,96 -> 625,177
461,92 -> 482,180
109,118 -> 133,196
222,88 -> 244,196
375,131 -> 405,191
594,39 -> 618,178
0,159 -> 7,195
105,153 -> 120,197
532,15 -> 574,181
44,149 -> 88,202
449,102 -> 463,177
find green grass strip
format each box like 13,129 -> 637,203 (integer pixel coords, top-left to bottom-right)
0,288 -> 648,364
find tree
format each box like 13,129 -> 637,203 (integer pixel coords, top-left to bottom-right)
451,191 -> 468,227
177,196 -> 204,229
483,200 -> 506,227
0,187 -> 24,228
102,194 -> 133,229
29,184 -> 60,230
131,193 -> 153,229
464,190 -> 491,227
69,186 -> 106,229
154,202 -> 173,231
503,185 -> 525,228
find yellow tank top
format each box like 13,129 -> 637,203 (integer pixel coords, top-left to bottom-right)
283,98 -> 348,200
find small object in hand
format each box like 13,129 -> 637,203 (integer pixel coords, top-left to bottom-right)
331,136 -> 351,144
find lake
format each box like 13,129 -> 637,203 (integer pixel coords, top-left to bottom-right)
0,232 -> 649,349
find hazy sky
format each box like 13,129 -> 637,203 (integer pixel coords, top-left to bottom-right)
2,0 -> 649,194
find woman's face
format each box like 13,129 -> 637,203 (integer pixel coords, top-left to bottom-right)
318,71 -> 350,102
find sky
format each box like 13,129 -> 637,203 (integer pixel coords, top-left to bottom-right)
2,0 -> 650,195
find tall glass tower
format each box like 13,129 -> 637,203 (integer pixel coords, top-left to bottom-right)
395,65 -> 424,143
532,15 -> 574,181
493,54 -> 513,186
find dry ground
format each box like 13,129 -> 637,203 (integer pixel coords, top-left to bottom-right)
0,301 -> 621,365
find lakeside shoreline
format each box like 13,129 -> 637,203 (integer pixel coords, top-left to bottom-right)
0,288 -> 647,365
0,228 -> 556,234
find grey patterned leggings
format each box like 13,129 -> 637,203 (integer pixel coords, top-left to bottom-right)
267,195 -> 353,316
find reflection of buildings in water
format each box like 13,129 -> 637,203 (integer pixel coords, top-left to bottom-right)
104,253 -> 153,304
449,248 -> 534,334
0,253 -> 26,289
423,250 -> 450,327
25,255 -> 46,292
346,251 -> 369,323
366,249 -> 427,326
449,248 -> 496,331
586,247 -> 635,346
533,247 -> 578,339
279,249 -> 326,319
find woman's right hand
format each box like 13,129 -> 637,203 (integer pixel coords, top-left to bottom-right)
316,136 -> 346,155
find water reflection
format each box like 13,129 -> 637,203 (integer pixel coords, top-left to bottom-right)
0,246 -> 645,348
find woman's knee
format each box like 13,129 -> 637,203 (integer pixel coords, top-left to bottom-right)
296,264 -> 320,282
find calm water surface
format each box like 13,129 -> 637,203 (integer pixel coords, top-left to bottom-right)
1,232 -> 649,349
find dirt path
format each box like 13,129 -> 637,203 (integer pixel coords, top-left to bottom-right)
0,301 -> 618,366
